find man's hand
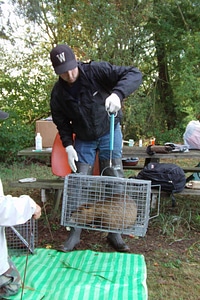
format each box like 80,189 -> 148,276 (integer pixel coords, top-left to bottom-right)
33,204 -> 41,219
65,145 -> 78,172
105,93 -> 121,113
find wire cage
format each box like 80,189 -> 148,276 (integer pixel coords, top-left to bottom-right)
61,174 -> 156,237
5,219 -> 38,256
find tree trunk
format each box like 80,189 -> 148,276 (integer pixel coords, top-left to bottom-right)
154,32 -> 177,129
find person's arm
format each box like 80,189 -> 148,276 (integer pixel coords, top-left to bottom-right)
32,204 -> 41,219
0,194 -> 41,226
91,61 -> 142,100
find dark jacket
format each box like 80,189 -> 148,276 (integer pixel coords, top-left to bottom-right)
50,60 -> 142,147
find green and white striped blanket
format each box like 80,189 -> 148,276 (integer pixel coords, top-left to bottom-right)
5,249 -> 147,300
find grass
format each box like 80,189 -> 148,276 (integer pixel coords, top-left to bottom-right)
1,161 -> 56,194
146,192 -> 200,299
146,252 -> 200,299
1,160 -> 200,300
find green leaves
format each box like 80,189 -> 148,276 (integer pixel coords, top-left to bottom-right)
0,0 -> 200,160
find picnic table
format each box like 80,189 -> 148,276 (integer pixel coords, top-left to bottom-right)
122,145 -> 200,173
9,146 -> 200,214
15,145 -> 200,181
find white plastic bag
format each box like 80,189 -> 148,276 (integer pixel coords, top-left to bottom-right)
183,120 -> 200,149
186,180 -> 200,189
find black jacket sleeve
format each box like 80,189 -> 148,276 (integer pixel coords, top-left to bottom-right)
89,61 -> 142,100
50,83 -> 74,147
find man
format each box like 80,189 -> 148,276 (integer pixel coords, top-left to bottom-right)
0,109 -> 42,298
50,44 -> 142,252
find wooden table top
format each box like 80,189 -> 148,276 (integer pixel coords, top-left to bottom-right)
18,147 -> 52,156
122,146 -> 200,160
18,146 -> 200,160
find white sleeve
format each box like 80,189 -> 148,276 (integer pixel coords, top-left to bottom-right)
0,194 -> 36,226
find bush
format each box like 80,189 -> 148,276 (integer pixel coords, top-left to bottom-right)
0,119 -> 34,163
152,127 -> 184,145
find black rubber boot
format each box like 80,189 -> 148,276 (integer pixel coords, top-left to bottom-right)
99,158 -> 124,177
58,227 -> 82,252
107,233 -> 130,253
76,161 -> 93,175
58,162 -> 93,252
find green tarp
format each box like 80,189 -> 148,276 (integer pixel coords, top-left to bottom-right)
6,248 -> 147,300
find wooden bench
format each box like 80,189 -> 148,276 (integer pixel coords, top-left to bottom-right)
123,165 -> 200,173
9,179 -> 64,189
124,165 -> 200,205
151,186 -> 200,196
123,165 -> 144,171
151,186 -> 200,208
9,179 -> 64,216
10,176 -> 200,212
178,188 -> 200,195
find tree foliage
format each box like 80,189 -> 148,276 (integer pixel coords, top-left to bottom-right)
0,0 -> 200,161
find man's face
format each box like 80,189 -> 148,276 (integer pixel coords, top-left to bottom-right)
59,67 -> 79,84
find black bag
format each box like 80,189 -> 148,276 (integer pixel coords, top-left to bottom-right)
136,163 -> 186,206
146,145 -> 173,155
146,144 -> 189,156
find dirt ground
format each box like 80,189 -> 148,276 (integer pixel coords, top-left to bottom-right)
38,221 -> 200,257
37,192 -> 200,258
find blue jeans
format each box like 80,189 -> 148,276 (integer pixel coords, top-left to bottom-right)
74,123 -> 123,165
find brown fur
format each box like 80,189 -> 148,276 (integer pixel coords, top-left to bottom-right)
70,194 -> 137,230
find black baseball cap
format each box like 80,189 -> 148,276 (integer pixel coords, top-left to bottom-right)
50,44 -> 77,75
0,110 -> 9,120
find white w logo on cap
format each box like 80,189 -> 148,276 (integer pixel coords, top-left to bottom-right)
56,52 -> 66,63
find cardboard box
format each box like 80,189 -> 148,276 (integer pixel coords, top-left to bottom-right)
36,120 -> 58,148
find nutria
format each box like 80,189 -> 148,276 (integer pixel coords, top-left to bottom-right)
69,193 -> 137,230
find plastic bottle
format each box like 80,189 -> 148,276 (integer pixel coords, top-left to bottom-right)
128,139 -> 134,147
41,189 -> 46,202
35,133 -> 42,150
150,137 -> 156,145
139,139 -> 143,147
